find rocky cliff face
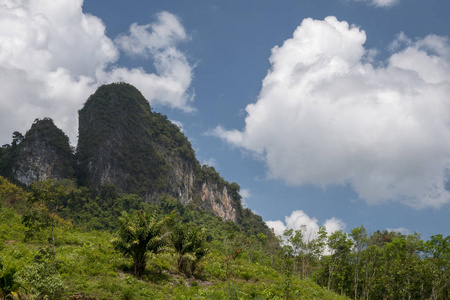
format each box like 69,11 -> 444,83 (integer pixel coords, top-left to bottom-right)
77,83 -> 239,222
12,118 -> 75,185
164,154 -> 195,205
200,183 -> 237,222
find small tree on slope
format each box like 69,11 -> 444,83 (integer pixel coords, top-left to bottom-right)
113,210 -> 169,277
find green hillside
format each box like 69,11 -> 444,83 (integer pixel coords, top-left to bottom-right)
0,176 -> 348,300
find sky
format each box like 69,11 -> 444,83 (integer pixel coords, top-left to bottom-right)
1,0 -> 449,240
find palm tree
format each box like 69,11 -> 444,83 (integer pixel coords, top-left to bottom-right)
172,222 -> 208,277
112,210 -> 168,277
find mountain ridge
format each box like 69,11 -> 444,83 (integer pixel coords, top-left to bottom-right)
0,83 -> 265,232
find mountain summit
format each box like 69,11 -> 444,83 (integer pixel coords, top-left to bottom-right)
12,118 -> 75,185
0,83 -> 268,231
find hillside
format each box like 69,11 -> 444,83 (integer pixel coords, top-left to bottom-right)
1,168 -> 449,299
0,176 -> 348,300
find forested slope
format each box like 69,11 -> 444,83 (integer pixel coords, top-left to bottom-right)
1,176 -> 449,299
0,176 -> 348,300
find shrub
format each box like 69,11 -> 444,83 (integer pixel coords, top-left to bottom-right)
15,262 -> 66,299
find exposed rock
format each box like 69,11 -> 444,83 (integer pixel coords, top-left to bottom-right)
200,183 -> 237,222
164,154 -> 195,205
12,118 -> 75,185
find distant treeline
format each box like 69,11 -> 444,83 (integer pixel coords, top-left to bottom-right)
279,224 -> 449,299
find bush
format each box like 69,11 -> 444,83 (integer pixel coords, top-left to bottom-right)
15,262 -> 66,299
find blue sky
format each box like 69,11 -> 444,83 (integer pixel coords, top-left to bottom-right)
1,0 -> 449,239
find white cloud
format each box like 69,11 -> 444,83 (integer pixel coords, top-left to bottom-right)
112,13 -> 194,111
239,188 -> 251,207
214,16 -> 450,209
324,217 -> 347,235
115,12 -> 188,57
170,120 -> 184,132
0,1 -> 194,145
266,210 -> 346,240
265,220 -> 286,238
386,227 -> 411,235
350,0 -> 400,8
239,188 -> 251,199
201,157 -> 217,167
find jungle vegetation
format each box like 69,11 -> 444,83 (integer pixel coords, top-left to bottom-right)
0,176 -> 449,299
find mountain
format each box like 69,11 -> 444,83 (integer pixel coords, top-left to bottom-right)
11,118 -> 75,185
77,83 -> 242,222
76,83 -> 176,199
1,83 -> 264,230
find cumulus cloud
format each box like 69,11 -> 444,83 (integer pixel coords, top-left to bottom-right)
350,0 -> 400,8
213,16 -> 450,209
115,12 -> 188,57
112,12 -> 194,111
0,1 -> 194,145
266,210 -> 346,240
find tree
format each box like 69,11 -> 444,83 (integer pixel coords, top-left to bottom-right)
327,230 -> 353,294
172,222 -> 209,277
14,247 -> 66,299
350,225 -> 367,300
311,226 -> 327,284
423,234 -> 450,300
283,227 -> 305,276
23,179 -> 71,262
112,210 -> 169,277
379,233 -> 424,299
0,131 -> 23,177
360,242 -> 381,299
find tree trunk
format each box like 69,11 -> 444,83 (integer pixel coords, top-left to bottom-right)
354,255 -> 359,300
328,262 -> 334,291
52,224 -> 56,261
302,255 -> 305,279
226,259 -> 231,299
134,251 -> 147,277
315,258 -> 320,284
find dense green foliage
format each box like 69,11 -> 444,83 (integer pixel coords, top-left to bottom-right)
3,176 -> 449,299
112,210 -> 169,277
2,176 -> 449,299
171,221 -> 209,277
281,225 -> 450,300
0,177 -> 349,299
0,131 -> 24,179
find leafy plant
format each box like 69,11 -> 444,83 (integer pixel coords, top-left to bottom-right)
171,222 -> 209,277
15,261 -> 66,299
112,210 -> 169,277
